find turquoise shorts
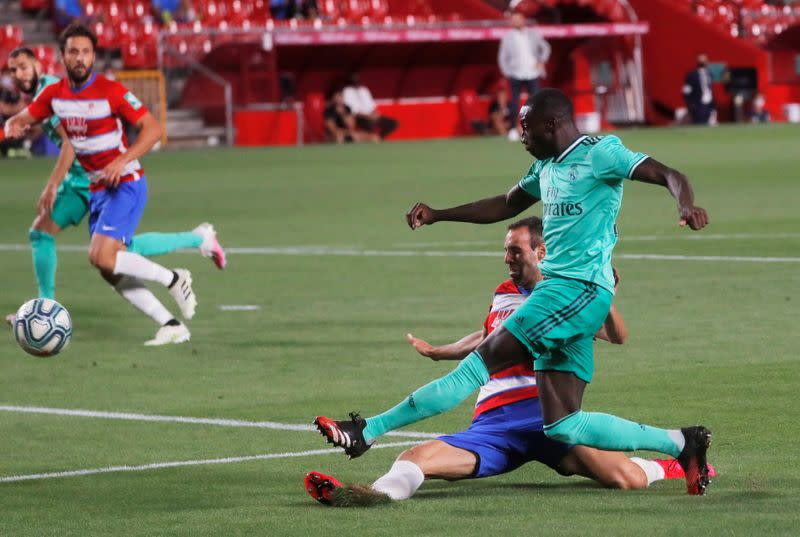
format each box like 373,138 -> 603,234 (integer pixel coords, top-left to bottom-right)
503,277 -> 612,383
51,180 -> 90,230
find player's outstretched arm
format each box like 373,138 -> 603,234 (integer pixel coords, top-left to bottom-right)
3,108 -> 37,139
406,184 -> 538,230
407,330 -> 484,361
630,158 -> 709,231
37,125 -> 77,216
595,305 -> 627,344
595,267 -> 627,344
101,112 -> 163,187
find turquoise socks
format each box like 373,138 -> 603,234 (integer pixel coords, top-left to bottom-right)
29,229 -> 56,299
363,351 -> 490,443
543,410 -> 682,457
128,232 -> 202,257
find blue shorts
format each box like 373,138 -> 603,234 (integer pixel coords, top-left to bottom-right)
437,398 -> 573,478
88,177 -> 148,245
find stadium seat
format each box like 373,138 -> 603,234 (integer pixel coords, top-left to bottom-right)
303,91 -> 326,142
2,25 -> 24,49
92,21 -> 115,49
457,89 -> 485,135
21,0 -> 49,11
33,45 -> 60,75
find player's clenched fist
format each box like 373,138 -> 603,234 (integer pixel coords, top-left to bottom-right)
678,205 -> 709,231
406,202 -> 435,230
4,118 -> 29,139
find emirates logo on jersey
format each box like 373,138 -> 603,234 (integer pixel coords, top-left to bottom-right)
65,116 -> 88,140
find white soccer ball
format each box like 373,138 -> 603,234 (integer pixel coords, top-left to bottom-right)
13,298 -> 72,357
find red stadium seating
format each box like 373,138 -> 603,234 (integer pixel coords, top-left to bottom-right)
1,25 -> 24,67
33,45 -> 61,75
18,0 -> 798,70
21,0 -> 49,11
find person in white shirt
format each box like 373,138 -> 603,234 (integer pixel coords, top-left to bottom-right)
498,12 -> 550,137
342,73 -> 398,140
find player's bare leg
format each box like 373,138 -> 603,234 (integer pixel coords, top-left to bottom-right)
316,327 -> 527,456
559,447 -> 648,489
536,369 -> 712,495
306,441 -> 474,506
91,234 -> 190,345
89,233 -> 196,319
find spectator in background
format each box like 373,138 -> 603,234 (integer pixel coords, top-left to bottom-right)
487,84 -> 512,136
750,92 -> 770,123
271,0 -> 296,20
175,0 -> 199,23
683,53 -> 716,125
498,12 -> 550,140
152,0 -> 180,23
298,0 -> 319,19
1,67 -> 28,158
343,73 -> 398,141
324,89 -> 377,144
54,0 -> 83,30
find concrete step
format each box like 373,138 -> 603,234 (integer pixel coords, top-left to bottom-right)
168,118 -> 207,134
167,126 -> 227,149
167,108 -> 203,120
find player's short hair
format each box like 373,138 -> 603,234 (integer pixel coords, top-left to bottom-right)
507,216 -> 544,247
9,47 -> 36,60
528,88 -> 574,120
58,23 -> 98,53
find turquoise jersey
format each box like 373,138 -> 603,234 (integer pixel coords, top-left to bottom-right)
35,75 -> 90,191
518,135 -> 648,293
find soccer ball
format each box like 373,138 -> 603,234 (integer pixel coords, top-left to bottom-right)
13,298 -> 72,357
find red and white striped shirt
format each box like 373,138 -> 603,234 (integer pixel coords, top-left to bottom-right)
473,279 -> 538,419
27,73 -> 148,193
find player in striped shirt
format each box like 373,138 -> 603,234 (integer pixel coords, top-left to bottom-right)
3,47 -> 226,341
307,218 -> 714,505
4,24 -> 219,345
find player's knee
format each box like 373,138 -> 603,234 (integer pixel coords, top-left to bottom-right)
398,445 -> 429,466
88,249 -> 116,272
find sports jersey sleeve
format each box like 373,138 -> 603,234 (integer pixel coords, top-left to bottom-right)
26,84 -> 56,121
590,135 -> 649,181
110,82 -> 149,124
517,160 -> 543,198
45,114 -> 61,131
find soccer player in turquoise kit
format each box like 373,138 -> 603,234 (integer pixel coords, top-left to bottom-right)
315,89 -> 713,495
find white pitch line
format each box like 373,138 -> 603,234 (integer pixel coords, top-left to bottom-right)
616,253 -> 800,263
219,305 -> 261,311
0,244 -> 797,263
0,441 -> 420,484
0,405 -> 442,439
393,232 -> 800,247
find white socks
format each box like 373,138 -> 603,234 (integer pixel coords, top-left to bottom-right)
630,457 -> 666,487
371,460 -> 425,500
114,276 -> 174,326
667,429 -> 686,453
114,251 -> 175,287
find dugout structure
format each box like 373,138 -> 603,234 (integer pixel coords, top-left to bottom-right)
114,70 -> 168,147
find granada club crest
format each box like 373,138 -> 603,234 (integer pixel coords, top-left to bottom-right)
65,116 -> 88,139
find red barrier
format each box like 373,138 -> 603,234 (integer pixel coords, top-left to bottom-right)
235,109 -> 298,146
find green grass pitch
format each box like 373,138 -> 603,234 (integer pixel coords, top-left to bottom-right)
1,124 -> 799,536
